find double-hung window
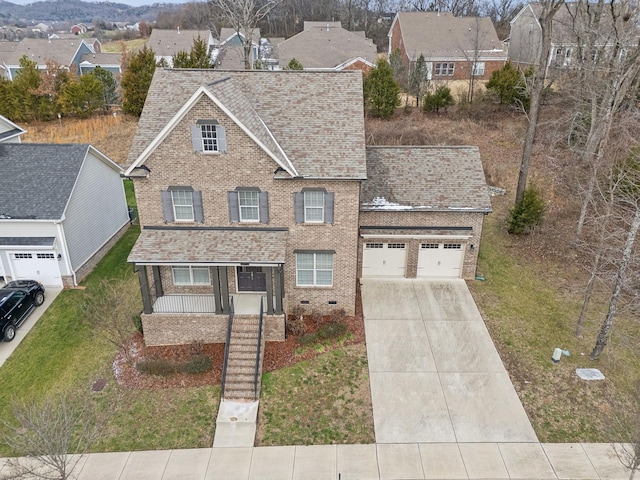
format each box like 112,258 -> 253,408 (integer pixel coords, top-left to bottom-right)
228,188 -> 269,223
296,252 -> 334,286
172,266 -> 211,285
434,62 -> 455,76
294,189 -> 334,224
238,190 -> 260,222
161,187 -> 204,223
472,62 -> 485,76
172,190 -> 194,221
191,120 -> 227,153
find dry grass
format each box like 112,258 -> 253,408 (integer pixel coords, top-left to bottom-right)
19,114 -> 139,165
101,38 -> 147,53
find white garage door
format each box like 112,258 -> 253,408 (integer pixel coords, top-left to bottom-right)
362,242 -> 407,277
11,252 -> 62,287
417,243 -> 464,278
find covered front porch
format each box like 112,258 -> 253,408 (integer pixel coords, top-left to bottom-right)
127,226 -> 288,345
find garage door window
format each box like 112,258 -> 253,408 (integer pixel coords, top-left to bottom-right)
296,252 -> 333,286
444,244 -> 462,249
365,243 -> 383,249
14,253 -> 33,259
387,244 -> 406,249
37,253 -> 55,259
421,243 -> 439,249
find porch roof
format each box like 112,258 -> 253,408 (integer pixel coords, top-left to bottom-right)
128,227 -> 288,265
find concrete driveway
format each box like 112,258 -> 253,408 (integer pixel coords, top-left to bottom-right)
0,287 -> 63,368
362,278 -> 538,444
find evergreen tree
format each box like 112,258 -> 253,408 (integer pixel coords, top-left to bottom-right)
121,46 -> 156,116
171,50 -> 191,68
486,61 -> 530,110
363,58 -> 400,119
90,66 -> 118,107
388,48 -> 407,90
171,36 -> 213,69
284,58 -> 303,70
407,54 -> 429,108
10,55 -> 41,121
59,74 -> 104,118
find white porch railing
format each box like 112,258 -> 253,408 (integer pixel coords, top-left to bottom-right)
153,295 -> 216,313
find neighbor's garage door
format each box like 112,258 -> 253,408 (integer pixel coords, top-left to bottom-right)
362,242 -> 407,277
10,252 -> 62,287
417,243 -> 464,278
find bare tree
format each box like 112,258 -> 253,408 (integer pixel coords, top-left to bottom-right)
210,0 -> 283,69
81,277 -> 141,364
590,150 -> 640,360
1,396 -> 99,480
565,0 -> 640,240
483,0 -> 523,40
515,0 -> 563,205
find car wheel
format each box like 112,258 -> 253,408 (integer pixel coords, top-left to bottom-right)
4,325 -> 15,342
34,291 -> 45,307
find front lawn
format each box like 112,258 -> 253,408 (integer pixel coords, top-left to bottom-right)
0,225 -> 220,455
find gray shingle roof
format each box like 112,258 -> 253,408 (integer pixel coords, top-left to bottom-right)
127,69 -> 367,179
80,52 -> 121,65
220,28 -> 261,45
0,143 -> 90,220
277,24 -> 377,68
362,146 -> 492,212
0,237 -> 55,246
147,29 -> 212,56
394,12 -> 506,61
0,37 -> 96,66
128,227 -> 288,264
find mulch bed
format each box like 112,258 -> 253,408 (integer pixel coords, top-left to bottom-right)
113,283 -> 365,390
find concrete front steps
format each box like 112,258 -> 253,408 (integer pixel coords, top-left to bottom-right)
213,314 -> 266,448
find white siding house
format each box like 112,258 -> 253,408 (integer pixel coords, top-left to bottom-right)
0,144 -> 130,287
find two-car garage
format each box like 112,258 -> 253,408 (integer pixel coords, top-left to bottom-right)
361,240 -> 465,279
8,252 -> 62,287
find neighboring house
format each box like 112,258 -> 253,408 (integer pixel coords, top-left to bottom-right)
388,11 -> 507,81
147,28 -> 215,67
124,69 -> 491,346
507,3 -> 634,75
79,52 -> 121,76
70,24 -> 88,35
216,28 -> 261,69
0,37 -> 101,80
0,144 -> 130,287
277,21 -> 377,72
0,115 -> 25,143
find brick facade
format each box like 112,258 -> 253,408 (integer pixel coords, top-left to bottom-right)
132,95 -> 360,327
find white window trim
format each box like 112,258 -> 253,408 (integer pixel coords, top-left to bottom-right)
296,252 -> 334,287
201,124 -> 218,152
172,190 -> 194,222
172,266 -> 211,285
472,61 -> 485,76
304,191 -> 325,223
434,62 -> 455,76
238,190 -> 260,223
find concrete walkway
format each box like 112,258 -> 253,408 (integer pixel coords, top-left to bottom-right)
361,278 -> 537,444
1,442 -> 632,479
0,286 -> 62,367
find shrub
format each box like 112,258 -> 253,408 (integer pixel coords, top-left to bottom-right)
131,312 -> 143,334
181,354 -> 212,374
286,316 -> 306,336
317,321 -> 347,340
485,61 -> 531,111
423,86 -> 454,113
136,358 -> 175,376
310,310 -> 323,328
329,308 -> 346,324
299,332 -> 318,345
507,186 -> 546,234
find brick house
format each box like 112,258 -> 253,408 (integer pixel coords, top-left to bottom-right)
125,69 -> 491,347
388,11 -> 507,81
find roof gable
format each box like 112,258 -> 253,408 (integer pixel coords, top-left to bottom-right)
0,38 -> 98,67
393,12 -> 505,60
0,144 -> 85,220
148,29 -> 213,56
127,69 -> 367,180
0,115 -> 25,142
362,146 -> 491,212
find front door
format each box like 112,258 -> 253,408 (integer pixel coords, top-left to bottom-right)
237,266 -> 266,292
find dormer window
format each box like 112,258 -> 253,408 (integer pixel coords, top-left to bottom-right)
191,120 -> 227,153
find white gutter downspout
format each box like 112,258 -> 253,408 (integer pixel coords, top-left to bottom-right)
55,219 -> 76,287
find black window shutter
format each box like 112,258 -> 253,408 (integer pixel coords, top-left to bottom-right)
191,126 -> 203,152
193,191 -> 204,223
324,192 -> 335,224
294,192 -> 304,223
161,190 -> 174,222
216,125 -> 227,153
228,191 -> 239,223
259,191 -> 269,224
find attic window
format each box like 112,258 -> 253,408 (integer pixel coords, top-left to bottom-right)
191,120 -> 227,153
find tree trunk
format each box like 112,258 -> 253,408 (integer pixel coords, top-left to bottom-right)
591,205 -> 640,359
576,256 -> 597,338
515,1 -> 562,204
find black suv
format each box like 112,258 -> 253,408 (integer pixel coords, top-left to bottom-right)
0,280 -> 45,342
